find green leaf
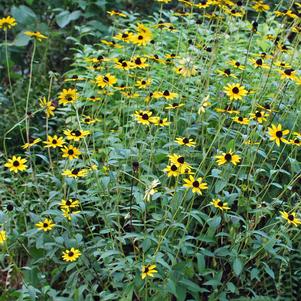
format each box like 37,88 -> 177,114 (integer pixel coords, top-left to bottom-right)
11,5 -> 37,24
55,10 -> 82,28
233,257 -> 243,276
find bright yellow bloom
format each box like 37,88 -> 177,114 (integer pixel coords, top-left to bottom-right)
183,175 -> 208,194
0,230 -> 7,244
215,150 -> 241,166
211,199 -> 230,211
280,211 -> 301,226
43,135 -> 65,148
4,156 -> 27,173
224,83 -> 248,100
268,124 -> 289,147
61,145 -> 81,160
24,31 -> 47,41
175,137 -> 196,147
62,168 -> 88,178
62,248 -> 81,262
141,264 -> 157,279
96,73 -> 117,88
58,88 -> 78,105
0,16 -> 17,30
22,138 -> 41,149
39,97 -> 56,117
64,129 -> 90,141
36,218 -> 55,232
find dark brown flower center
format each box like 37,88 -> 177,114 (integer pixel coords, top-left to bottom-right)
68,251 -> 74,257
103,76 -> 109,82
43,223 -> 49,228
183,138 -> 189,144
163,90 -> 170,96
288,214 -> 294,221
138,35 -> 143,40
256,59 -> 263,65
141,80 -> 146,85
238,116 -> 243,121
52,139 -> 57,144
142,114 -> 149,120
217,201 -> 223,207
68,149 -> 74,155
72,130 -> 81,137
235,62 -> 240,67
192,181 -> 200,187
255,112 -> 262,118
135,58 -> 142,65
177,157 -> 185,164
224,69 -> 231,75
225,153 -> 232,161
13,160 -> 20,167
232,87 -> 239,94
66,200 -> 72,206
72,169 -> 79,175
171,165 -> 178,171
276,131 -> 283,138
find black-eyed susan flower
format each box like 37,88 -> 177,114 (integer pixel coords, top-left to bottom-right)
252,1 -> 270,12
39,97 -> 56,118
195,1 -> 211,8
215,106 -> 239,114
43,135 -> 65,148
64,74 -> 85,82
35,218 -> 55,232
211,199 -> 230,211
175,137 -> 196,147
163,164 -> 182,177
4,156 -> 27,173
82,115 -> 100,124
141,264 -> 157,280
114,59 -> 134,70
224,83 -> 248,100
165,102 -> 184,110
0,230 -> 7,244
183,175 -> 208,194
136,78 -> 152,89
250,110 -> 269,123
24,31 -> 47,41
130,23 -> 153,46
61,145 -> 81,160
62,248 -> 81,262
217,68 -> 237,78
114,31 -> 133,42
274,61 -> 291,69
232,116 -> 250,125
0,16 -> 17,30
62,168 -> 88,178
250,58 -> 269,69
131,57 -> 149,69
101,39 -> 123,48
96,73 -> 117,88
268,124 -> 289,146
277,69 -> 297,80
280,211 -> 301,226
152,117 -> 171,127
60,198 -> 80,210
168,154 -> 192,170
22,138 -> 41,150
58,88 -> 77,105
61,207 -> 80,220
228,60 -> 245,70
107,10 -> 126,17
289,137 -> 301,146
64,129 -> 90,141
134,110 -> 156,125
215,150 -> 241,166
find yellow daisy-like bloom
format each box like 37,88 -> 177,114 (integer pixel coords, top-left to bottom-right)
24,31 -> 48,41
130,24 -> 153,46
60,198 -> 80,210
131,57 -> 149,69
211,199 -> 230,211
96,73 -> 117,88
101,39 -> 123,48
280,211 -> 301,226
252,1 -> 270,12
232,116 -> 250,125
4,156 -> 27,173
274,61 -> 291,69
61,145 -> 81,160
165,102 -> 184,110
183,175 -> 208,195
62,248 -> 81,262
152,117 -> 171,127
217,68 -> 237,78
43,135 -> 65,148
194,0 -> 211,8
141,264 -> 157,279
82,115 -> 100,125
215,150 -> 241,166
268,124 -> 289,147
228,60 -> 245,70
289,137 -> 301,146
62,168 -> 88,178
168,154 -> 192,170
175,137 -> 196,147
107,10 -> 126,17
134,110 -> 156,125
39,96 -> 56,118
136,78 -> 152,89
224,83 -> 248,101
58,88 -> 77,105
0,230 -> 7,244
249,110 -> 269,123
114,31 -> 133,43
163,164 -> 183,177
249,58 -> 269,69
35,218 -> 55,232
0,16 -> 17,30
156,90 -> 178,100
64,129 -> 90,141
215,105 -> 240,115
114,59 -> 134,70
277,69 -> 297,80
22,138 -> 41,149
61,207 -> 80,220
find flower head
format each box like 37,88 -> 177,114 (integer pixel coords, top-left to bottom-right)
4,156 -> 27,173
36,218 -> 55,232
141,264 -> 157,279
0,16 -> 17,30
62,248 -> 81,262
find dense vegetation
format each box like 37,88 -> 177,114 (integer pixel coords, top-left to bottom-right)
0,0 -> 301,300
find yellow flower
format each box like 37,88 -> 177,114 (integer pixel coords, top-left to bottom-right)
163,164 -> 182,177
64,129 -> 90,141
228,60 -> 245,70
62,168 -> 88,178
165,102 -> 185,110
168,154 -> 192,170
60,198 -> 80,210
134,111 -> 157,125
130,24 -> 153,46
280,211 -> 301,226
4,156 -> 27,173
36,218 -> 55,232
268,124 -> 289,147
211,199 -> 230,211
61,145 -> 81,160
224,83 -> 248,100
277,69 -> 297,80
39,97 -> 56,117
152,117 -> 171,127
0,16 -> 17,30
58,88 -> 78,105
22,138 -> 41,149
131,57 -> 149,69
217,69 -> 237,78
252,1 -> 270,12
249,58 -> 269,69
62,248 -> 81,262
96,73 -> 117,88
232,116 -> 250,125
0,230 -> 7,244
249,111 -> 269,123
43,135 -> 65,148
107,10 -> 126,17
136,78 -> 152,89
24,31 -> 47,41
215,150 -> 241,166
183,175 -> 208,194
141,264 -> 157,279
114,31 -> 134,42
175,137 -> 196,147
